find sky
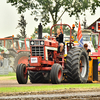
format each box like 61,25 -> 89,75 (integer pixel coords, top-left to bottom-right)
0,0 -> 100,38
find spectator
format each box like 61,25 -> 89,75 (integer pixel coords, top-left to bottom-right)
84,43 -> 91,60
0,50 -> 4,66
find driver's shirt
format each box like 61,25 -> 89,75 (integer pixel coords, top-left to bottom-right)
55,33 -> 63,43
87,49 -> 91,60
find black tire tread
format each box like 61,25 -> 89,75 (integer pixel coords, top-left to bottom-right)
29,71 -> 45,83
51,63 -> 63,84
65,47 -> 89,83
16,64 -> 28,84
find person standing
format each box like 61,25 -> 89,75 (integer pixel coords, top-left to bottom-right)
0,50 -> 4,66
84,43 -> 91,60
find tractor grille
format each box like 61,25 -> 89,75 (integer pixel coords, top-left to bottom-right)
31,46 -> 44,59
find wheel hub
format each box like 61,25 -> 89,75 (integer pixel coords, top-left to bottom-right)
58,69 -> 62,79
80,55 -> 87,78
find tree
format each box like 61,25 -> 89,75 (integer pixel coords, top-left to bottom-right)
7,0 -> 100,27
34,27 -> 50,34
90,0 -> 100,14
62,25 -> 76,35
16,15 -> 27,38
33,25 -> 76,37
31,27 -> 51,39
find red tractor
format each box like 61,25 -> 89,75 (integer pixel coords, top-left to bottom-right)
0,36 -> 30,71
16,23 -> 89,84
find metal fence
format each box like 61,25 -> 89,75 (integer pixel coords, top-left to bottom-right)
0,58 -> 13,75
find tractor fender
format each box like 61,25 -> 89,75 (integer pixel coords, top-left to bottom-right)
14,51 -> 30,69
8,48 -> 17,53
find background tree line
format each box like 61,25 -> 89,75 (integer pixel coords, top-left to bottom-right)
7,0 -> 100,37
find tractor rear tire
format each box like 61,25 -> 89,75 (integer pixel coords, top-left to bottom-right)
51,63 -> 63,84
14,52 -> 29,69
66,47 -> 89,83
43,72 -> 50,83
16,64 -> 28,84
8,50 -> 17,71
29,71 -> 45,83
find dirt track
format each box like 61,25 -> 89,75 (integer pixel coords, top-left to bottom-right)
0,80 -> 53,87
1,80 -> 100,99
0,91 -> 100,100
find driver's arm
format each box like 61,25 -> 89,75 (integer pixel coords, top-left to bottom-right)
54,33 -> 57,37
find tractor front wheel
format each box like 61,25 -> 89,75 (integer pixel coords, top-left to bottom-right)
51,63 -> 63,84
16,64 -> 28,84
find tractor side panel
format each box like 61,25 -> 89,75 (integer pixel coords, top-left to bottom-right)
93,59 -> 98,81
88,59 -> 93,81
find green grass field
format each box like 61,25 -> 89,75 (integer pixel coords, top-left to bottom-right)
0,72 -> 16,80
0,73 -> 100,93
0,84 -> 100,93
0,72 -> 16,77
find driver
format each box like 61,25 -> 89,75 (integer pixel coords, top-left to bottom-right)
55,28 -> 64,52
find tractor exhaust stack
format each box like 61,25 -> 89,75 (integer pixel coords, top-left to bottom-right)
38,23 -> 42,39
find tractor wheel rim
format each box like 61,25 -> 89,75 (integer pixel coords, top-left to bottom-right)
80,55 -> 87,78
58,69 -> 62,79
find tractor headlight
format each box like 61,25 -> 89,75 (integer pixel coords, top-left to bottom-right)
40,41 -> 44,45
31,41 -> 34,45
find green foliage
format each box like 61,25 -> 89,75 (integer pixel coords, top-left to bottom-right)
7,0 -> 100,26
31,27 -> 51,38
90,0 -> 100,14
34,27 -> 38,34
63,26 -> 71,35
0,73 -> 16,80
0,84 -> 100,93
31,33 -> 36,39
34,27 -> 50,34
42,27 -> 50,34
0,73 -> 15,77
16,15 -> 27,38
7,0 -> 33,14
